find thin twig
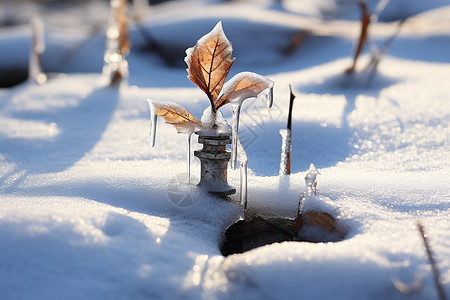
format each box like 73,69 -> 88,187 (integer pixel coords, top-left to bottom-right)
417,221 -> 448,300
286,85 -> 296,174
365,18 -> 406,84
346,1 -> 371,73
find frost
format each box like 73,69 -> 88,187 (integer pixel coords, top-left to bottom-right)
199,107 -> 230,134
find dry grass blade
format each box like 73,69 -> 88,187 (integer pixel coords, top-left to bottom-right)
117,0 -> 130,56
151,101 -> 201,133
215,72 -> 274,110
346,1 -> 371,73
417,221 -> 448,300
283,30 -> 310,56
185,21 -> 235,110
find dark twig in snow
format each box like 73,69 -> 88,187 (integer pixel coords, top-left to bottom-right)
417,221 -> 448,300
286,85 -> 295,175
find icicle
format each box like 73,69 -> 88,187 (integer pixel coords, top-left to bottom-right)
266,86 -> 274,108
146,98 -> 157,147
305,163 -> 320,196
186,132 -> 192,184
231,103 -> 242,170
278,129 -> 291,176
240,160 -> 248,211
237,138 -> 248,214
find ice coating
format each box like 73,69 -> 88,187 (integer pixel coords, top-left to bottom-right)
216,71 -> 274,109
278,129 -> 291,176
184,21 -> 231,75
200,107 -> 230,134
29,16 -> 47,84
216,72 -> 274,169
305,163 -> 320,196
147,99 -> 201,135
146,98 -> 158,147
237,138 -> 248,213
102,0 -> 129,84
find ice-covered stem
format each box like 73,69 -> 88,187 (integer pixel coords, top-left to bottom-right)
102,0 -> 130,85
417,222 -> 447,300
29,16 -> 47,85
278,129 -> 291,176
305,163 -> 319,196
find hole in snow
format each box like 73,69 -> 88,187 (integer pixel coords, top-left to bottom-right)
220,213 -> 348,256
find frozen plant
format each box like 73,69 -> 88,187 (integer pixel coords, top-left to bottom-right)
102,0 -> 131,86
147,21 -> 274,206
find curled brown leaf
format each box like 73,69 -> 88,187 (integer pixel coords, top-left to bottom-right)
215,72 -> 274,110
185,21 -> 235,110
150,101 -> 201,133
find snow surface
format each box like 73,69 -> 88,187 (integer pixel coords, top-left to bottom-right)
0,1 -> 449,299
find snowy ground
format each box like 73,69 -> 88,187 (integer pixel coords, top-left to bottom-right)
0,1 -> 449,299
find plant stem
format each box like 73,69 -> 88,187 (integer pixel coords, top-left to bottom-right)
417,221 -> 447,300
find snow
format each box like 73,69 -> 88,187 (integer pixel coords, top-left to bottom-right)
1,0 -> 449,299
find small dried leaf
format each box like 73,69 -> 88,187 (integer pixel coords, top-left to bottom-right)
215,72 -> 274,110
150,100 -> 201,133
185,21 -> 235,108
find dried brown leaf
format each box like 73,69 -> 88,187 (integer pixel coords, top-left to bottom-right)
185,21 -> 235,109
151,101 -> 201,133
215,72 -> 274,110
